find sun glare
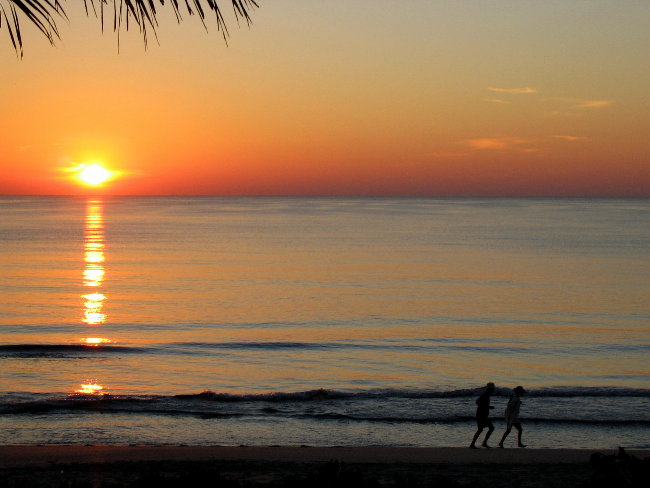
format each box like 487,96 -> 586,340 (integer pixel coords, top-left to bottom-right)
75,383 -> 104,395
77,163 -> 112,186
62,160 -> 123,189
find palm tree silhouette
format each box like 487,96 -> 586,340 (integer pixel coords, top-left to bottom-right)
1,0 -> 258,57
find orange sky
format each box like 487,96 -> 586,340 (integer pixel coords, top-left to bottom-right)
1,1 -> 649,196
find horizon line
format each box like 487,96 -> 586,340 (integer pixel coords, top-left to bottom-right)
1,194 -> 648,199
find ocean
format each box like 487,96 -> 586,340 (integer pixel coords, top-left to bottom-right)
0,196 -> 648,448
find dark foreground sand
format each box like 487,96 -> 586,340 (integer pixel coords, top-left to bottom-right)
1,446 -> 648,487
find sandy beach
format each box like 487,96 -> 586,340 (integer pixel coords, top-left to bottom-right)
2,445 -> 648,487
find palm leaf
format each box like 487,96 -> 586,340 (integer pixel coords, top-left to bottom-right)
1,0 -> 258,57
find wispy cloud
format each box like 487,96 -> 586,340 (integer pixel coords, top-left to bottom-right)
552,135 -> 587,142
483,98 -> 508,104
488,87 -> 538,94
575,100 -> 613,109
549,97 -> 614,109
466,137 -> 532,150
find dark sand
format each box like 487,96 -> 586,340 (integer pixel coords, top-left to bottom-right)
1,446 -> 648,487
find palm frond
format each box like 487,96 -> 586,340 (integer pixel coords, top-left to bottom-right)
1,0 -> 65,56
1,0 -> 259,57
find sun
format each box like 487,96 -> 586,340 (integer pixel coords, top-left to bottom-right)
62,160 -> 122,190
76,163 -> 113,186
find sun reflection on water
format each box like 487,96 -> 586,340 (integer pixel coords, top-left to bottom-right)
82,293 -> 106,325
80,337 -> 111,346
78,201 -> 112,395
75,382 -> 105,395
82,201 -> 107,324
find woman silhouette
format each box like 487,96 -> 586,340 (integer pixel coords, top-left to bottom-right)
499,385 -> 526,448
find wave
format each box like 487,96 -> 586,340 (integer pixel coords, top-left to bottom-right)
173,341 -> 335,350
3,340 -> 643,358
2,386 -> 649,404
521,386 -> 650,398
0,340 -> 530,357
168,341 -> 538,354
2,387 -> 649,423
0,344 -> 143,357
178,386 -> 649,400
2,395 -> 649,426
293,413 -> 650,426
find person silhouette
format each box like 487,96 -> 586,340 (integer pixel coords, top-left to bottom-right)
499,385 -> 527,448
469,382 -> 496,448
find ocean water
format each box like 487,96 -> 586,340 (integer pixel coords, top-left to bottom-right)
0,196 -> 648,448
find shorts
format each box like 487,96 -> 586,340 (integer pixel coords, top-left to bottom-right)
477,417 -> 493,429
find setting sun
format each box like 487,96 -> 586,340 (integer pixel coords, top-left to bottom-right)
77,163 -> 112,186
59,161 -> 122,191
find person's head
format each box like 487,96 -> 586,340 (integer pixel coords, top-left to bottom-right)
514,385 -> 526,396
486,382 -> 495,393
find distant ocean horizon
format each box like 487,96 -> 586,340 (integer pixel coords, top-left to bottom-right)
1,196 -> 648,448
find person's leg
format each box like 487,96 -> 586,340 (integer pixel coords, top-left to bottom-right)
498,425 -> 511,447
515,423 -> 526,447
482,423 -> 494,447
470,427 -> 484,448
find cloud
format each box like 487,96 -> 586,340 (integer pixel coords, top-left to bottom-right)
466,137 -> 532,150
549,97 -> 614,109
59,161 -> 84,174
575,100 -> 613,109
488,87 -> 538,94
483,98 -> 508,104
552,135 -> 587,141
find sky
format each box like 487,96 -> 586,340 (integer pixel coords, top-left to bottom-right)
1,0 -> 649,196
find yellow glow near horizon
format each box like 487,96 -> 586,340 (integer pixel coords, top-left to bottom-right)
77,163 -> 112,186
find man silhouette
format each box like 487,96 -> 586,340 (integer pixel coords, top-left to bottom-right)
469,382 -> 496,448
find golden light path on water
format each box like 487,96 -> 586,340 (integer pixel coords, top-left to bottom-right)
78,200 -> 109,395
82,201 -> 107,324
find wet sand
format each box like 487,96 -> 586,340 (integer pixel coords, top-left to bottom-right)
1,445 -> 648,487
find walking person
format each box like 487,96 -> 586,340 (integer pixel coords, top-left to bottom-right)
499,385 -> 526,448
469,382 -> 496,448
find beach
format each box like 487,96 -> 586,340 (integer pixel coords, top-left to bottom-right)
2,445 -> 649,487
